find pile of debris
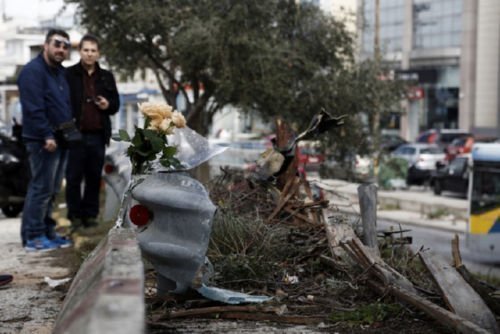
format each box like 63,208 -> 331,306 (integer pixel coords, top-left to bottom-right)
145,115 -> 499,333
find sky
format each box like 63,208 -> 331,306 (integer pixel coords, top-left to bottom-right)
2,0 -> 65,20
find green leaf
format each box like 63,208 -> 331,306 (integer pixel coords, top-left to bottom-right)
159,156 -> 181,169
131,130 -> 144,147
118,129 -> 131,142
143,129 -> 165,152
162,146 -> 177,158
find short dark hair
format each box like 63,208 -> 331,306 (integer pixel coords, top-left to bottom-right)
79,34 -> 100,50
45,28 -> 70,43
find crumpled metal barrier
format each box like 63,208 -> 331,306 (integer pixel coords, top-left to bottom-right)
131,172 -> 216,294
115,126 -> 271,302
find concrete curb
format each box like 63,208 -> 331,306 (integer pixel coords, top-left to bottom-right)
53,228 -> 144,334
315,178 -> 468,234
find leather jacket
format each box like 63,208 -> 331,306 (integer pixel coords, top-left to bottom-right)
65,61 -> 120,145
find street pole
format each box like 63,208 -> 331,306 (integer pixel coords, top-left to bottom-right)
371,0 -> 381,180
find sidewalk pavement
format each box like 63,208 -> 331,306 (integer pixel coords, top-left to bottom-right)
311,178 -> 468,234
0,216 -> 70,333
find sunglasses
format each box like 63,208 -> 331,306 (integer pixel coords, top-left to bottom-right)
51,37 -> 70,50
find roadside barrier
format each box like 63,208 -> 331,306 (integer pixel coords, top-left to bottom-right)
53,228 -> 144,334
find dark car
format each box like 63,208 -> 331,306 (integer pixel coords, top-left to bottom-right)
416,129 -> 471,149
430,156 -> 469,197
445,135 -> 474,162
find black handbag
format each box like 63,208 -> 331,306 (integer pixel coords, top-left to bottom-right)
54,120 -> 83,148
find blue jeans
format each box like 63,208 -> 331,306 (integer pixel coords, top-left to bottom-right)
65,133 -> 105,220
21,141 -> 68,243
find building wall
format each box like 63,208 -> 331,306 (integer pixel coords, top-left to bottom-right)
473,0 -> 500,136
458,0 -> 477,132
320,0 -> 357,33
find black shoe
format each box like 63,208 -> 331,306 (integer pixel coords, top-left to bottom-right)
0,274 -> 13,287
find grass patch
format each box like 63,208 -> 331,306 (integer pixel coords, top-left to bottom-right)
330,302 -> 403,325
379,202 -> 400,211
426,208 -> 449,219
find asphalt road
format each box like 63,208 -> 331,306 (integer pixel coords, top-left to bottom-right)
378,219 -> 500,279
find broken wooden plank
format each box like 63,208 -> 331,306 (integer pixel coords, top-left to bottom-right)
217,312 -> 324,325
419,251 -> 499,333
275,118 -> 299,190
323,213 -> 357,259
267,177 -> 300,221
154,305 -> 284,321
371,281 -> 492,334
283,205 -> 317,225
347,237 -> 417,293
323,213 -> 417,294
452,235 -> 500,316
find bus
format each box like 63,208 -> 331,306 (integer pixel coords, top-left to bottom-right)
467,143 -> 500,262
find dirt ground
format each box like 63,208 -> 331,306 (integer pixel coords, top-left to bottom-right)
0,216 -> 73,334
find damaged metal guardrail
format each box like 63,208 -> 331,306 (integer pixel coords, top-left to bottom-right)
118,126 -> 271,303
53,228 -> 144,334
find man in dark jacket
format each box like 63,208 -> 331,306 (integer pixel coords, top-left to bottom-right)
65,34 -> 119,228
18,29 -> 73,251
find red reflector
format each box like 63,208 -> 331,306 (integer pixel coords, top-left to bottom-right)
104,164 -> 115,174
129,205 -> 151,226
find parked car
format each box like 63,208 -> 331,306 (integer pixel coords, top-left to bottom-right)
322,153 -> 371,181
297,140 -> 325,171
430,156 -> 469,197
416,129 -> 471,149
445,135 -> 474,161
391,143 -> 446,186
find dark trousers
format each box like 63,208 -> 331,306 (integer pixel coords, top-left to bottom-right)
65,132 -> 105,220
21,141 -> 67,243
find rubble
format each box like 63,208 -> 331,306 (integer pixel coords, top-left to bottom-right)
145,116 -> 499,333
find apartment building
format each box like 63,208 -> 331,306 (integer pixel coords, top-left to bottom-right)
358,0 -> 500,140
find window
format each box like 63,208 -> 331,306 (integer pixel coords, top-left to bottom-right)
413,0 -> 463,49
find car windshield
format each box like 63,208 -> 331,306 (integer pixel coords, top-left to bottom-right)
420,147 -> 443,154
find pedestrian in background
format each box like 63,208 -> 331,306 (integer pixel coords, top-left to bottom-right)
65,34 -> 120,228
17,29 -> 73,251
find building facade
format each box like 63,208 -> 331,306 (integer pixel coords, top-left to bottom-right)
358,0 -> 500,140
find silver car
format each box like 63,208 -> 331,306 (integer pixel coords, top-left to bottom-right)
391,143 -> 446,185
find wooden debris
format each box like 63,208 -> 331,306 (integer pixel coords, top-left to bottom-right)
323,213 -> 357,260
152,304 -> 324,325
419,251 -> 499,333
452,235 -> 500,316
372,281 -> 492,334
201,141 -> 499,331
343,237 -> 417,293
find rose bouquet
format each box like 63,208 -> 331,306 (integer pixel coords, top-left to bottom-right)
118,101 -> 186,175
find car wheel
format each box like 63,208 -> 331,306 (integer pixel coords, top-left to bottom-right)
433,180 -> 442,195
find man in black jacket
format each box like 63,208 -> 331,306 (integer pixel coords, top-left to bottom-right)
65,34 -> 119,228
